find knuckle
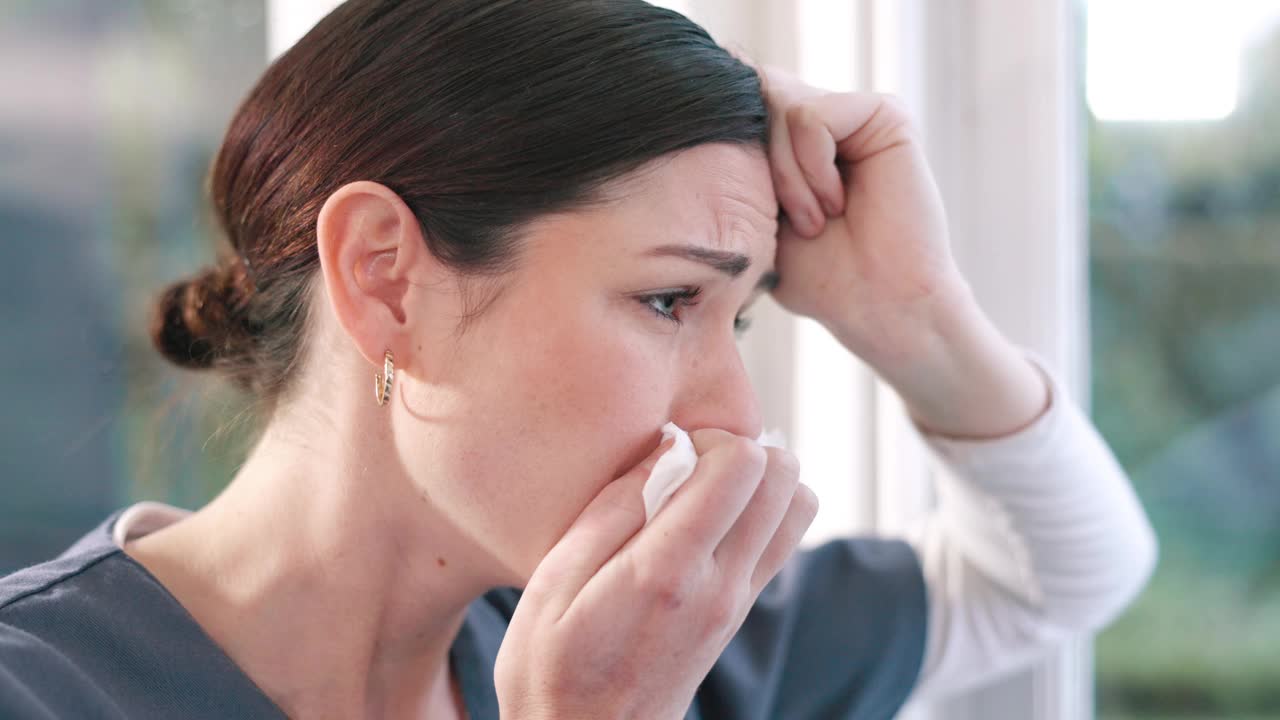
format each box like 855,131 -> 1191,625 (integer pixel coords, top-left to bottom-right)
755,451 -> 801,509
876,93 -> 917,127
766,447 -> 802,484
724,436 -> 768,476
636,560 -> 699,612
878,92 -> 907,111
784,100 -> 817,128
687,427 -> 735,454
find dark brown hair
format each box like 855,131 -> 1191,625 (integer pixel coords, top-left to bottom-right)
150,0 -> 769,411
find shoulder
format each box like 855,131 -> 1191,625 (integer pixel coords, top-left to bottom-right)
0,509 -> 134,625
0,510 -> 127,626
0,520 -> 133,718
0,614 -> 123,719
0,512 -> 287,719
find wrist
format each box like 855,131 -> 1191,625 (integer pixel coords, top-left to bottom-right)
860,283 -> 1051,439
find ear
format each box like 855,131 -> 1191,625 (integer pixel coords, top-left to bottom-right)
316,180 -> 436,367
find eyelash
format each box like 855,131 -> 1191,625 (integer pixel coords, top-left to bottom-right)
640,287 -> 754,336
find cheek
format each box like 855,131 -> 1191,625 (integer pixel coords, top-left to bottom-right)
456,299 -> 674,578
518,313 -> 670,494
538,331 -> 660,433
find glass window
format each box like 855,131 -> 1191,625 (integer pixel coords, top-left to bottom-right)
1088,3 -> 1280,718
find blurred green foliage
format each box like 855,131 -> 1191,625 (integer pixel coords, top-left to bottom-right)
1091,23 -> 1280,720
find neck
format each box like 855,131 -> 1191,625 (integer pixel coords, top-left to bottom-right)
125,410 -> 499,718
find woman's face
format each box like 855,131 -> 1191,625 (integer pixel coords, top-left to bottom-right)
412,143 -> 779,585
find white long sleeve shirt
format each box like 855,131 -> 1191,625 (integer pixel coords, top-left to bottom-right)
904,353 -> 1158,699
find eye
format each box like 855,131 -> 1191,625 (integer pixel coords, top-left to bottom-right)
641,288 -> 701,324
638,287 -> 754,337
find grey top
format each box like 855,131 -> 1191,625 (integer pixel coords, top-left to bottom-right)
0,509 -> 926,719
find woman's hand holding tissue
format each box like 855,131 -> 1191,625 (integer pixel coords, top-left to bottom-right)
757,64 -> 1050,439
494,429 -> 818,720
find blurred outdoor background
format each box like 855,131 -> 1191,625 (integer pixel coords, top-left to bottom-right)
0,1 -> 1275,718
1087,3 -> 1280,718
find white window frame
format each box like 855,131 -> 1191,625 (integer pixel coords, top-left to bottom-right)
902,3 -> 1091,718
267,2 -> 1093,717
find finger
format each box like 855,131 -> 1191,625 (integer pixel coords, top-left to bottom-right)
767,96 -> 826,238
750,482 -> 819,595
714,447 -> 801,578
799,91 -> 915,164
526,433 -> 676,614
641,429 -> 768,556
786,103 -> 845,217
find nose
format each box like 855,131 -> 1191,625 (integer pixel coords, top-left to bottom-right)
669,343 -> 763,440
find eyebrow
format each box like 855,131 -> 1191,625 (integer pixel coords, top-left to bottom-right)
646,244 -> 780,291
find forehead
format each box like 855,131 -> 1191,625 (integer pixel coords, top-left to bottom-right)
523,143 -> 779,264
612,143 -> 778,245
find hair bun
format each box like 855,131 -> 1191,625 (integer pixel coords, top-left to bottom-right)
150,259 -> 254,370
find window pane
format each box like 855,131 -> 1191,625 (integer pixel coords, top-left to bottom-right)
1088,4 -> 1280,718
0,0 -> 266,572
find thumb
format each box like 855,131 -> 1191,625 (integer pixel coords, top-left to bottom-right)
524,434 -> 675,615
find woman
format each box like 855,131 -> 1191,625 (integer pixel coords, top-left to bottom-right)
0,1 -> 1157,718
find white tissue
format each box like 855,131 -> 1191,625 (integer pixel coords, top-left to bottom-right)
642,422 -> 787,525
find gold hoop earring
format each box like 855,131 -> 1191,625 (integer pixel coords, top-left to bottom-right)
374,349 -> 394,406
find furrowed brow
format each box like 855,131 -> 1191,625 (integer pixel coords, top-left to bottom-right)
645,244 -> 779,291
645,244 -> 751,278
